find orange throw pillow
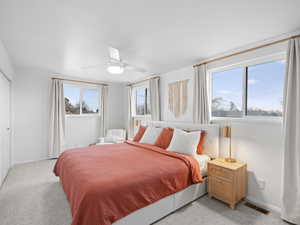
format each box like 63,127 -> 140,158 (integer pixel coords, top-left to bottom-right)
197,131 -> 206,155
133,126 -> 147,142
154,128 -> 174,149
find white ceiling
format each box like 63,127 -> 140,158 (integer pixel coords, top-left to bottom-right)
0,0 -> 300,83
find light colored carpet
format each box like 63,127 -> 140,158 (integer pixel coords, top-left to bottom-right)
0,159 -> 288,225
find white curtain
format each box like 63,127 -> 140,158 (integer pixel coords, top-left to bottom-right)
193,64 -> 210,124
126,86 -> 134,139
149,77 -> 161,121
282,38 -> 300,224
49,79 -> 65,158
100,85 -> 108,137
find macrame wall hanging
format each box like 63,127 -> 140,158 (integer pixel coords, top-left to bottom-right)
168,79 -> 189,118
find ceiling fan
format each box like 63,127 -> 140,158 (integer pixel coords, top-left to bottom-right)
81,47 -> 148,75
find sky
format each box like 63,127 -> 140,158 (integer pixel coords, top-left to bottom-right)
136,87 -> 146,106
64,85 -> 80,105
212,60 -> 285,112
82,89 -> 99,111
64,85 -> 99,112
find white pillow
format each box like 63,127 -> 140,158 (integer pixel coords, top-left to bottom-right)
139,127 -> 162,144
167,129 -> 201,157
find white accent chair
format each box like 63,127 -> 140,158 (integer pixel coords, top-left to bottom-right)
96,129 -> 126,145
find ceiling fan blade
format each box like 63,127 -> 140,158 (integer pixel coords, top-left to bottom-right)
109,47 -> 121,61
81,63 -> 104,70
124,62 -> 148,74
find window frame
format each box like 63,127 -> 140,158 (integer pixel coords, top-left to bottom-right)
64,82 -> 101,117
131,82 -> 151,119
208,53 -> 286,122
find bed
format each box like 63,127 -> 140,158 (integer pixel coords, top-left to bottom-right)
54,121 -> 219,225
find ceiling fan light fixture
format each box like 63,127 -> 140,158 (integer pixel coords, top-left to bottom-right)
107,64 -> 124,74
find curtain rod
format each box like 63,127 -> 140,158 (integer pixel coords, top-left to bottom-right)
51,77 -> 109,86
127,75 -> 160,86
193,34 -> 300,68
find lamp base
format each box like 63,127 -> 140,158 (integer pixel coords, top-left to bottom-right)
225,157 -> 236,163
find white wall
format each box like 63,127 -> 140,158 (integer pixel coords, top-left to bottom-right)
160,66 -> 194,122
0,39 -> 14,80
65,116 -> 100,149
107,84 -> 126,129
12,67 -> 126,164
0,38 -> 14,178
159,42 -> 287,212
13,68 -> 50,164
218,120 -> 283,211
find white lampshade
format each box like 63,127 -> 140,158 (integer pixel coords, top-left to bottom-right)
107,65 -> 124,74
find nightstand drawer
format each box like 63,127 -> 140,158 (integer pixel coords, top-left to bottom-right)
209,177 -> 233,201
208,164 -> 233,181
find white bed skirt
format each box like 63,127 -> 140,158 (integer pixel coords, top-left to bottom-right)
113,178 -> 207,225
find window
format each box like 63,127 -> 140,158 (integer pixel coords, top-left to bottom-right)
64,84 -> 100,115
64,85 -> 80,115
211,59 -> 285,118
247,61 -> 284,117
212,67 -> 244,117
134,87 -> 150,116
82,89 -> 100,114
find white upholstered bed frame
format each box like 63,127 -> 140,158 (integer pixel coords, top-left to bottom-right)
114,121 -> 220,225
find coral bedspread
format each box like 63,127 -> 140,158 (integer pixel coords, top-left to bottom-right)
54,141 -> 203,225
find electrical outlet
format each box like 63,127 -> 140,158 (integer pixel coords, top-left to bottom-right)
257,180 -> 266,190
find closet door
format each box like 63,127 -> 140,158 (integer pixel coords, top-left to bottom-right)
0,71 -> 11,185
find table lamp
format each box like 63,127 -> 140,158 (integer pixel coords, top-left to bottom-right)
223,126 -> 236,163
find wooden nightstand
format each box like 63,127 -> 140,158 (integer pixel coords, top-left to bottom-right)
207,158 -> 247,209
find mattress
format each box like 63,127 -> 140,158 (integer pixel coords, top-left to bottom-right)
195,154 -> 211,176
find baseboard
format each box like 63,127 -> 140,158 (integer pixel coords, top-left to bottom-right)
12,157 -> 50,166
246,196 -> 281,214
